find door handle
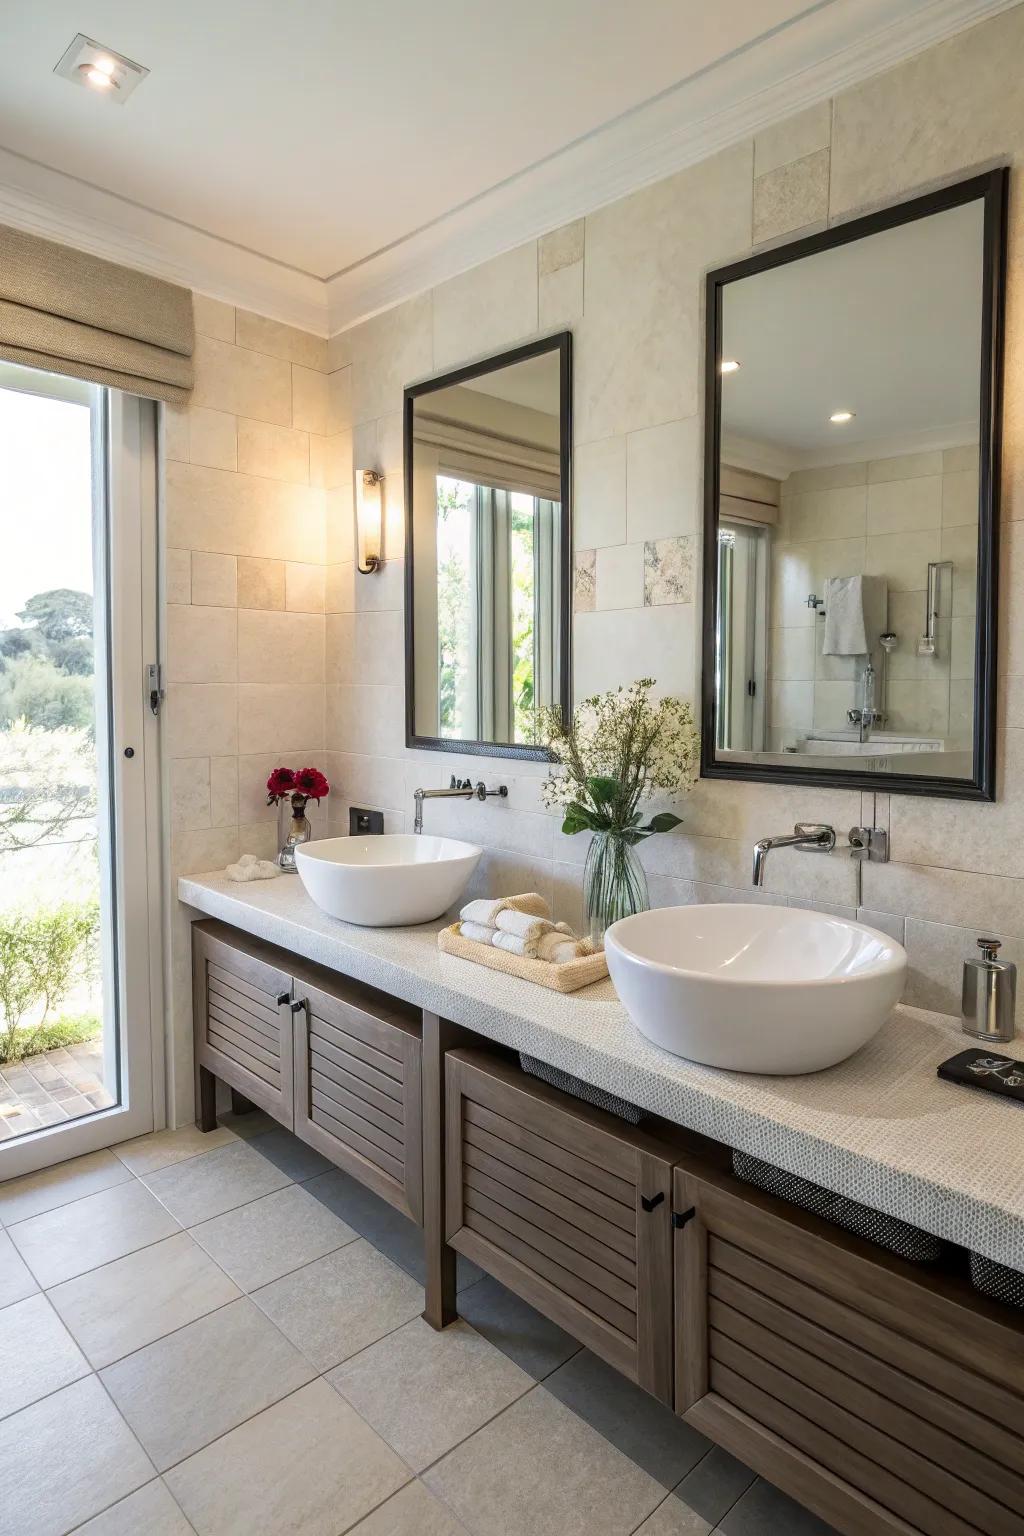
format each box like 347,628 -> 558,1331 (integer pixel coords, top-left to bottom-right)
289,998 -> 307,1014
276,992 -> 291,1006
672,1207 -> 696,1229
640,1191 -> 665,1213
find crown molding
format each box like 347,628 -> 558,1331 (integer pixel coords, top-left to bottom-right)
0,0 -> 1013,340
326,0 -> 1019,334
0,144 -> 328,335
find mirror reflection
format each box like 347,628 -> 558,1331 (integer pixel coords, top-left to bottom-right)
710,187 -> 995,786
406,337 -> 570,755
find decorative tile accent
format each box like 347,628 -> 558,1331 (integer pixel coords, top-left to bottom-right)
574,549 -> 596,612
753,147 -> 830,244
644,537 -> 694,606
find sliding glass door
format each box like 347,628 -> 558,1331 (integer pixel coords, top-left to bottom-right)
0,362 -> 161,1175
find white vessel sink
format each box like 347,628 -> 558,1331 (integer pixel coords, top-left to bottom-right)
605,904 -> 907,1075
295,834 -> 481,927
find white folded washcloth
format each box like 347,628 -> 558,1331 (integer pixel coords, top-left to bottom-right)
459,892 -> 550,925
494,909 -> 553,942
492,930 -> 532,957
536,928 -> 583,964
460,921 -> 497,946
226,853 -> 280,881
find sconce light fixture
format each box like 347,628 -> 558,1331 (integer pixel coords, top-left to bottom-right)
356,469 -> 383,574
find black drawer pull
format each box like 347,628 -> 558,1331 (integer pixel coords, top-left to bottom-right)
290,998 -> 307,1014
672,1207 -> 696,1229
641,1191 -> 665,1213
276,991 -> 291,1006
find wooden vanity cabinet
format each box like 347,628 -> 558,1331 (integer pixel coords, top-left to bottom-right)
193,921 -> 295,1128
673,1164 -> 1024,1536
444,1050 -> 676,1403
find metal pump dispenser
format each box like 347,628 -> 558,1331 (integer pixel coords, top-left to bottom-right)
961,938 -> 1017,1043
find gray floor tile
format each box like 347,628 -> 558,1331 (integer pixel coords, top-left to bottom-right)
47,1231 -> 240,1368
165,1378 -> 409,1536
0,1228 -> 38,1309
330,1315 -> 532,1471
217,1106 -> 279,1139
249,1125 -> 335,1181
190,1182 -> 357,1290
543,1349 -> 711,1487
0,1293 -> 89,1418
457,1273 -> 581,1380
101,1296 -> 315,1470
635,1497 -> 711,1535
0,1149 -> 132,1226
717,1478 -> 841,1536
424,1386 -> 664,1536
0,1374 -> 153,1536
73,1478 -> 194,1535
254,1238 -> 423,1371
142,1139 -> 291,1226
305,1167 -> 482,1290
349,1479 -> 473,1534
8,1181 -> 180,1288
114,1122 -> 238,1176
674,1447 -> 755,1525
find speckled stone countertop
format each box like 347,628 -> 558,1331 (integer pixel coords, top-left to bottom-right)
179,872 -> 1024,1271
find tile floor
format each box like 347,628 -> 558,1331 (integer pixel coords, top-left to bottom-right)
0,1040 -> 114,1141
0,1112 -> 840,1536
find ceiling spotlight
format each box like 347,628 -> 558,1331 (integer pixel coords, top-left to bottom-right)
720,359 -> 741,374
829,410 -> 855,424
54,35 -> 148,103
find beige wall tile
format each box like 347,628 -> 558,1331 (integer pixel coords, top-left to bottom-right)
188,407 -> 237,471
785,462 -> 866,495
433,243 -> 538,372
164,684 -> 238,758
754,100 -> 831,176
165,462 -> 324,561
170,757 -> 211,831
626,418 -> 699,544
574,436 -> 626,548
166,606 -> 237,684
328,369 -> 353,435
944,444 -> 979,475
237,419 -> 310,484
327,483 -> 356,566
942,469 -> 980,527
293,366 -> 329,435
770,627 -> 815,682
239,611 -> 325,684
644,537 -> 694,607
539,262 -> 583,329
326,562 -> 355,615
164,404 -> 189,462
867,451 -> 942,484
539,220 -> 584,275
595,544 -> 644,611
336,295 -> 432,426
308,435 -> 328,488
753,148 -> 829,244
353,610 -> 404,689
210,757 -> 239,829
574,549 -> 596,614
171,826 -> 240,878
574,605 -> 694,701
237,557 -> 286,611
191,336 -> 292,426
192,295 -> 235,342
866,476 -> 941,536
286,562 -> 325,613
866,529 -> 941,592
326,613 -> 355,683
324,429 -> 353,493
889,731 -> 1024,878
782,485 -> 866,542
166,548 -> 191,605
190,552 -> 237,608
234,309 -> 328,371
237,684 -> 325,756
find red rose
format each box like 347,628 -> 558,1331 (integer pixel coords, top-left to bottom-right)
294,767 -> 330,802
266,766 -> 296,803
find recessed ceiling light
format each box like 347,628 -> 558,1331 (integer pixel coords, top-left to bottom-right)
54,35 -> 148,104
720,359 -> 741,374
829,410 -> 855,423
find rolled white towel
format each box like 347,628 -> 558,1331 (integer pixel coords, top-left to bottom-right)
536,929 -> 583,964
226,853 -> 280,881
494,909 -> 554,942
460,920 -> 497,946
459,892 -> 551,925
492,930 -> 535,958
460,898 -> 504,926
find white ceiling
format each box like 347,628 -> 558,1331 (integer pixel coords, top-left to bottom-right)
0,0 -> 814,278
720,199 -> 983,465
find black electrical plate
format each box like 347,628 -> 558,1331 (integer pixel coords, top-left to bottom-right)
937,1047 -> 1024,1102
349,807 -> 384,836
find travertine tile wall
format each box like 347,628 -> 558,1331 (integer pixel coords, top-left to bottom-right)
316,7 -> 1024,1034
164,295 -> 329,1118
770,446 -> 980,744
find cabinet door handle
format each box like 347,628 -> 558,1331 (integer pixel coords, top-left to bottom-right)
276,992 -> 291,1006
640,1192 -> 665,1213
672,1207 -> 696,1229
289,998 -> 307,1014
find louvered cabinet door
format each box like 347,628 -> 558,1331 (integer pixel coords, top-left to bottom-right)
293,976 -> 423,1223
192,921 -> 294,1127
445,1051 -> 674,1403
674,1166 -> 1024,1536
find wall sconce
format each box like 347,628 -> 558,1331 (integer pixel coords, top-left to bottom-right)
356,469 -> 384,574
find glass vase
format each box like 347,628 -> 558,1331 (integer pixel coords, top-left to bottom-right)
583,829 -> 649,948
276,792 -> 311,871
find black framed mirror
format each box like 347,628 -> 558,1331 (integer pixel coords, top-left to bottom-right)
702,169 -> 1007,800
404,332 -> 572,759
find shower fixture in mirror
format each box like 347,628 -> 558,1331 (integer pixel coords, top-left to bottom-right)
702,170 -> 1007,800
404,333 -> 571,758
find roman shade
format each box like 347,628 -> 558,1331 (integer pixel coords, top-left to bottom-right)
0,223 -> 194,403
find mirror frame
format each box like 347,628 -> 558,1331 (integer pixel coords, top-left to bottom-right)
403,330 -> 573,759
700,169 -> 1008,802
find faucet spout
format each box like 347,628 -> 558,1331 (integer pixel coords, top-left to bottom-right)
751,824 -> 836,887
412,777 -> 508,834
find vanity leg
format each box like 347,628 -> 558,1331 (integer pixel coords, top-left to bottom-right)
230,1089 -> 256,1116
197,1065 -> 218,1132
422,1011 -> 468,1329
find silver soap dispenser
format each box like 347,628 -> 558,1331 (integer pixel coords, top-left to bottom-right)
961,938 -> 1017,1043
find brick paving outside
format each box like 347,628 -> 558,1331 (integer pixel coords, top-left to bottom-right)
0,1037 -> 113,1139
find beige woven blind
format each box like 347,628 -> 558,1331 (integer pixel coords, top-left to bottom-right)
0,224 -> 194,403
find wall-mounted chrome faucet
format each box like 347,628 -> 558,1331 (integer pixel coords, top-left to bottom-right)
751,823 -> 889,886
413,776 -> 508,834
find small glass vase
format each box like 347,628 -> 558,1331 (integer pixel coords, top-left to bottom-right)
276,792 -> 311,871
583,829 -> 649,948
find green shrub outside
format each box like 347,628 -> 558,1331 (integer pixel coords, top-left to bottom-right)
0,901 -> 100,1063
0,1012 -> 100,1066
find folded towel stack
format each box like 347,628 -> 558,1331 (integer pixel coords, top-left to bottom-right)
457,893 -> 587,963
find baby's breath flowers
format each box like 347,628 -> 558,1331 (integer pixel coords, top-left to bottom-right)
535,679 -> 699,841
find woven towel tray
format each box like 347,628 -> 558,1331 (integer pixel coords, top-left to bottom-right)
437,923 -> 610,993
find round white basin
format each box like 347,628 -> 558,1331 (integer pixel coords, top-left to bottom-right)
605,903 -> 907,1074
296,834 -> 481,927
